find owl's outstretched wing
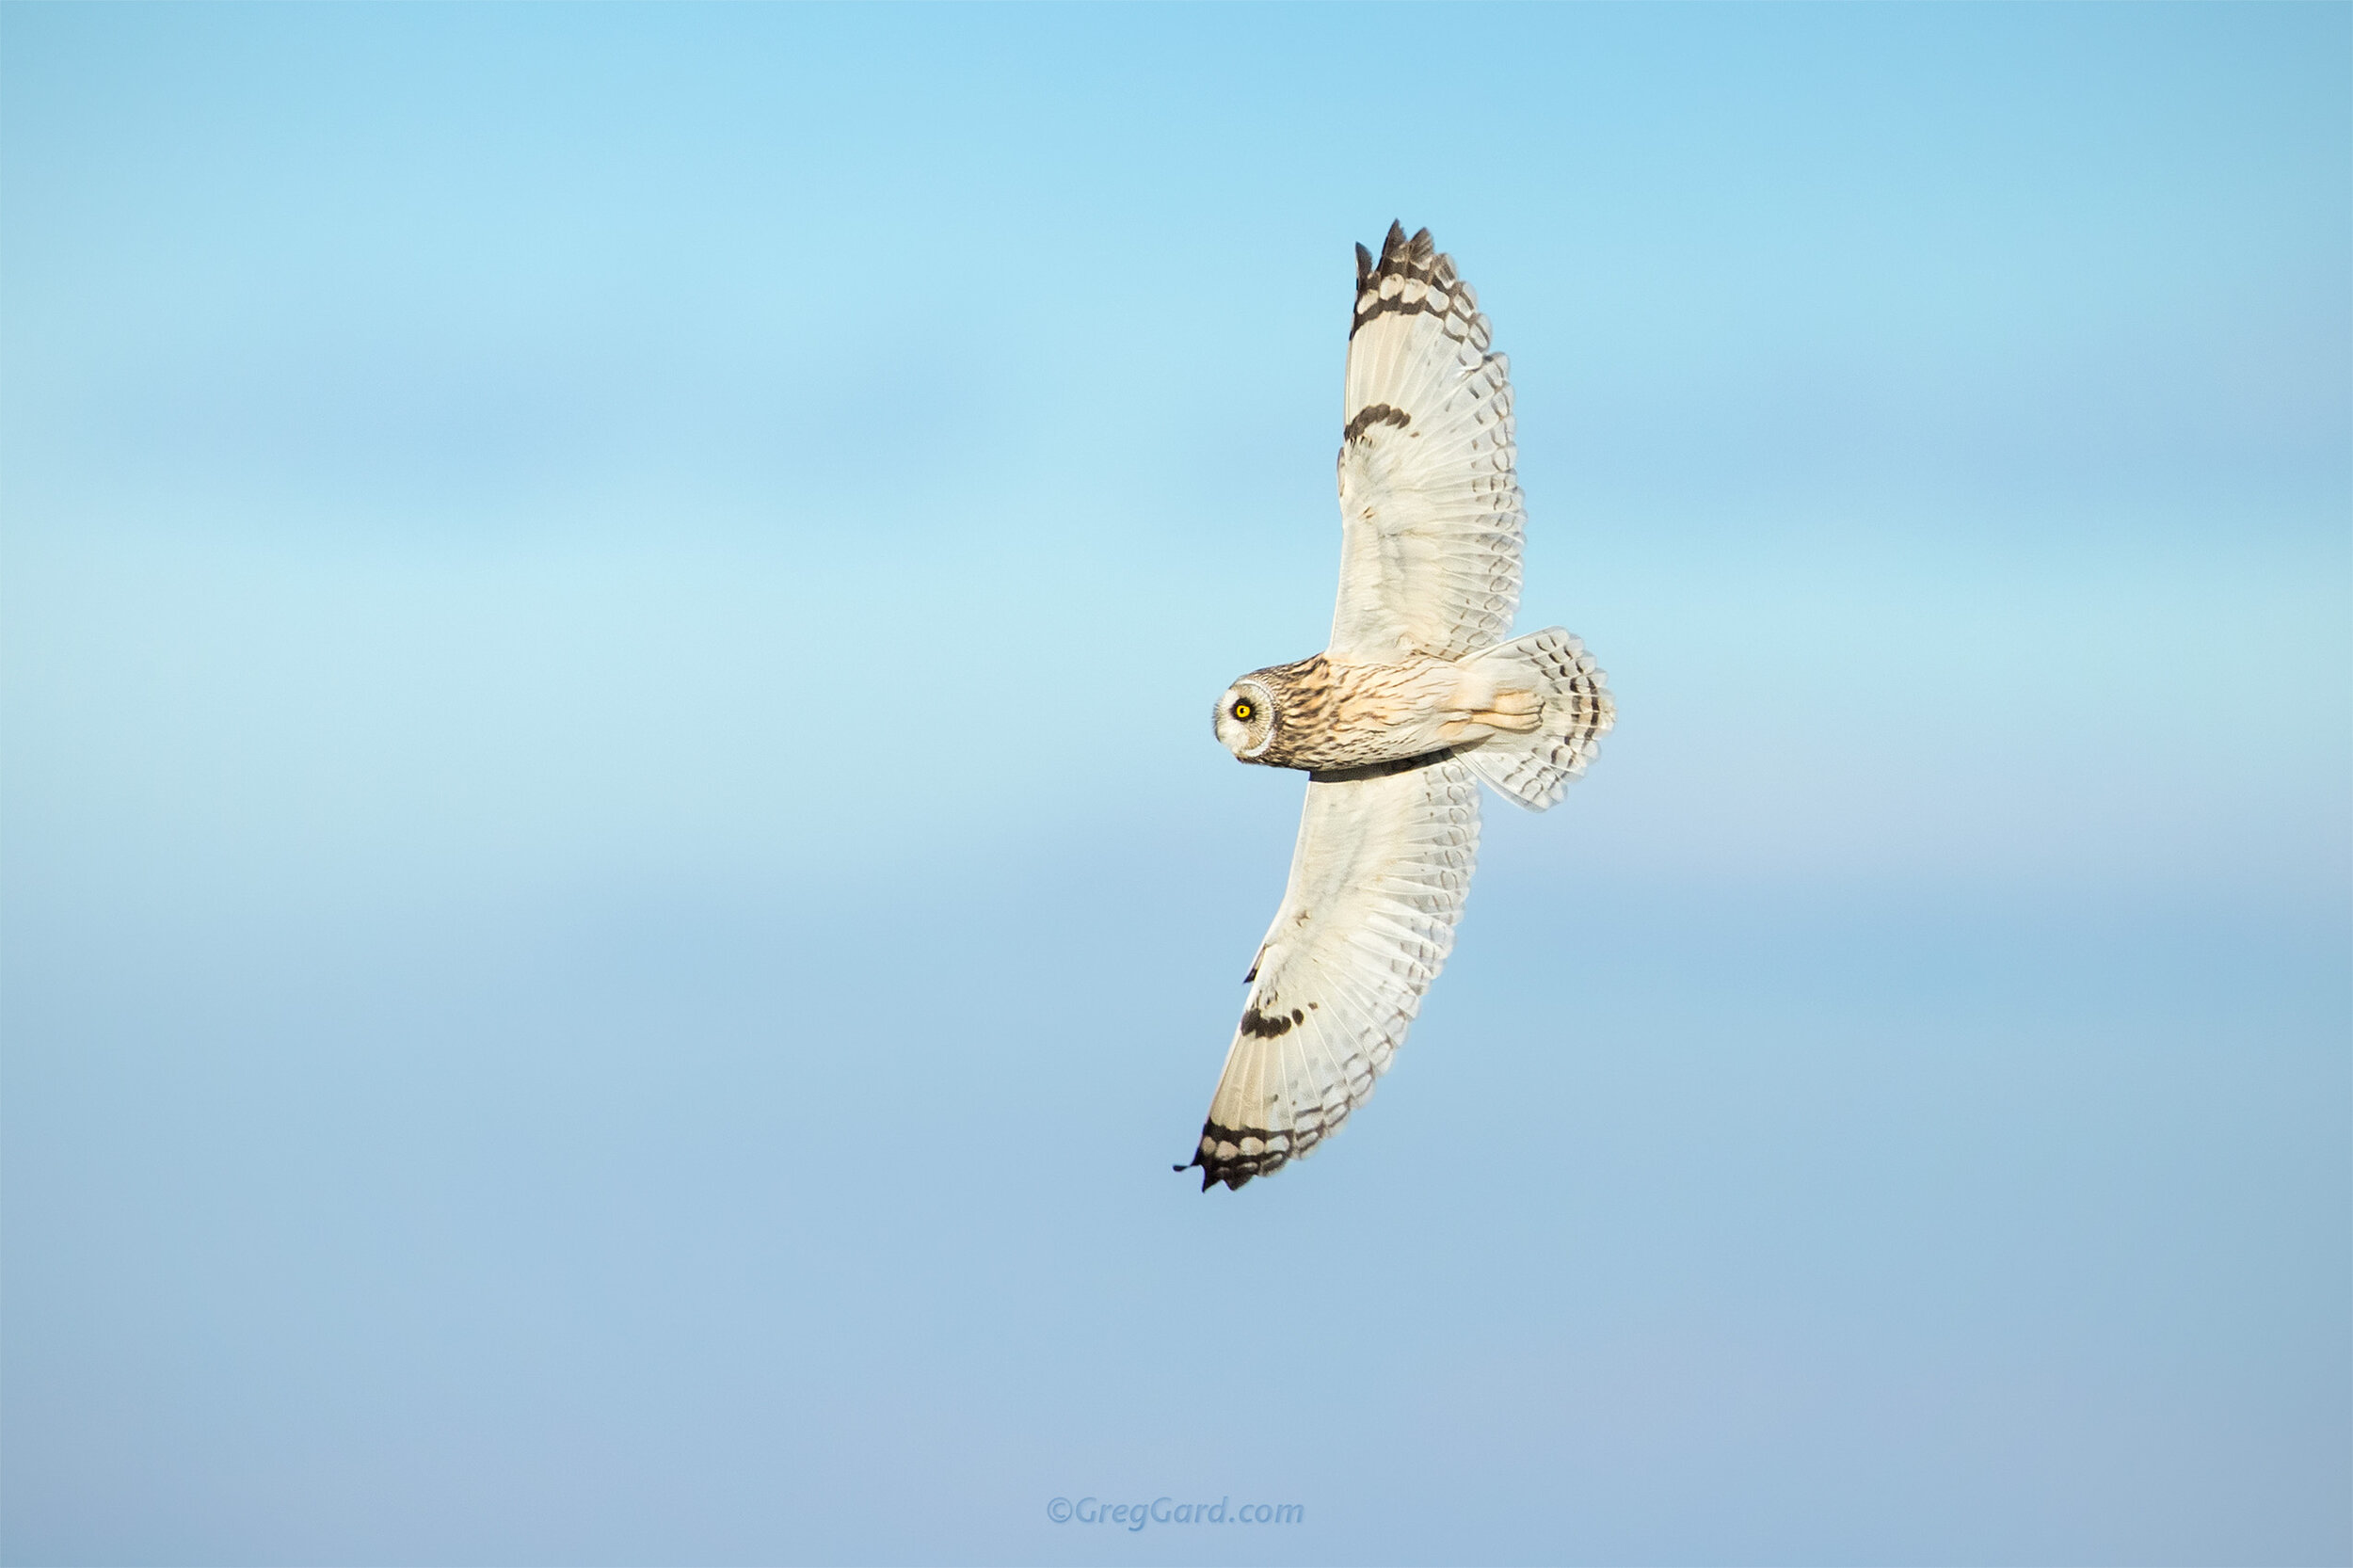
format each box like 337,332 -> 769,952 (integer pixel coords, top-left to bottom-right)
1180,754 -> 1481,1191
1330,223 -> 1524,664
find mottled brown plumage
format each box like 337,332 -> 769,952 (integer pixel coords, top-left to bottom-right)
1222,653 -> 1544,773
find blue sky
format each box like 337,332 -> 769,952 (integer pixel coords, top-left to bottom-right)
3,6 -> 2347,1563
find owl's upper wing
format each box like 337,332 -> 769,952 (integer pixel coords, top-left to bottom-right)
1180,753 -> 1481,1191
1329,223 -> 1525,663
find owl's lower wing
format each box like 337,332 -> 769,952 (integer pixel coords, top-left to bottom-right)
1330,223 -> 1525,664
1180,755 -> 1481,1191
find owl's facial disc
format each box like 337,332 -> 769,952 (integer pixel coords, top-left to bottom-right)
1212,680 -> 1276,760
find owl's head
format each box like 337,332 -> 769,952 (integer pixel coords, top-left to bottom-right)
1212,677 -> 1277,761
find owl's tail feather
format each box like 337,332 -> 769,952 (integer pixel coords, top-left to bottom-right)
1462,629 -> 1614,811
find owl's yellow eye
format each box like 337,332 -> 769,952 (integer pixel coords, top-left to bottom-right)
1232,701 -> 1254,721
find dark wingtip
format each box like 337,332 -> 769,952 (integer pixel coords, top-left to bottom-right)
1179,1154 -> 1225,1193
1181,1146 -> 1257,1192
1185,1119 -> 1281,1192
1354,241 -> 1372,287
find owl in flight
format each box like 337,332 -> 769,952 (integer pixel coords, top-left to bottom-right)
1179,223 -> 1614,1192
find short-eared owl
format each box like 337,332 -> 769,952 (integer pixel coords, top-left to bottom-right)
1180,223 -> 1614,1192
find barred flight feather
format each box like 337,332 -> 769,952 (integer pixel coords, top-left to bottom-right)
1333,223 -> 1526,664
1181,756 -> 1480,1191
1461,629 -> 1618,811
